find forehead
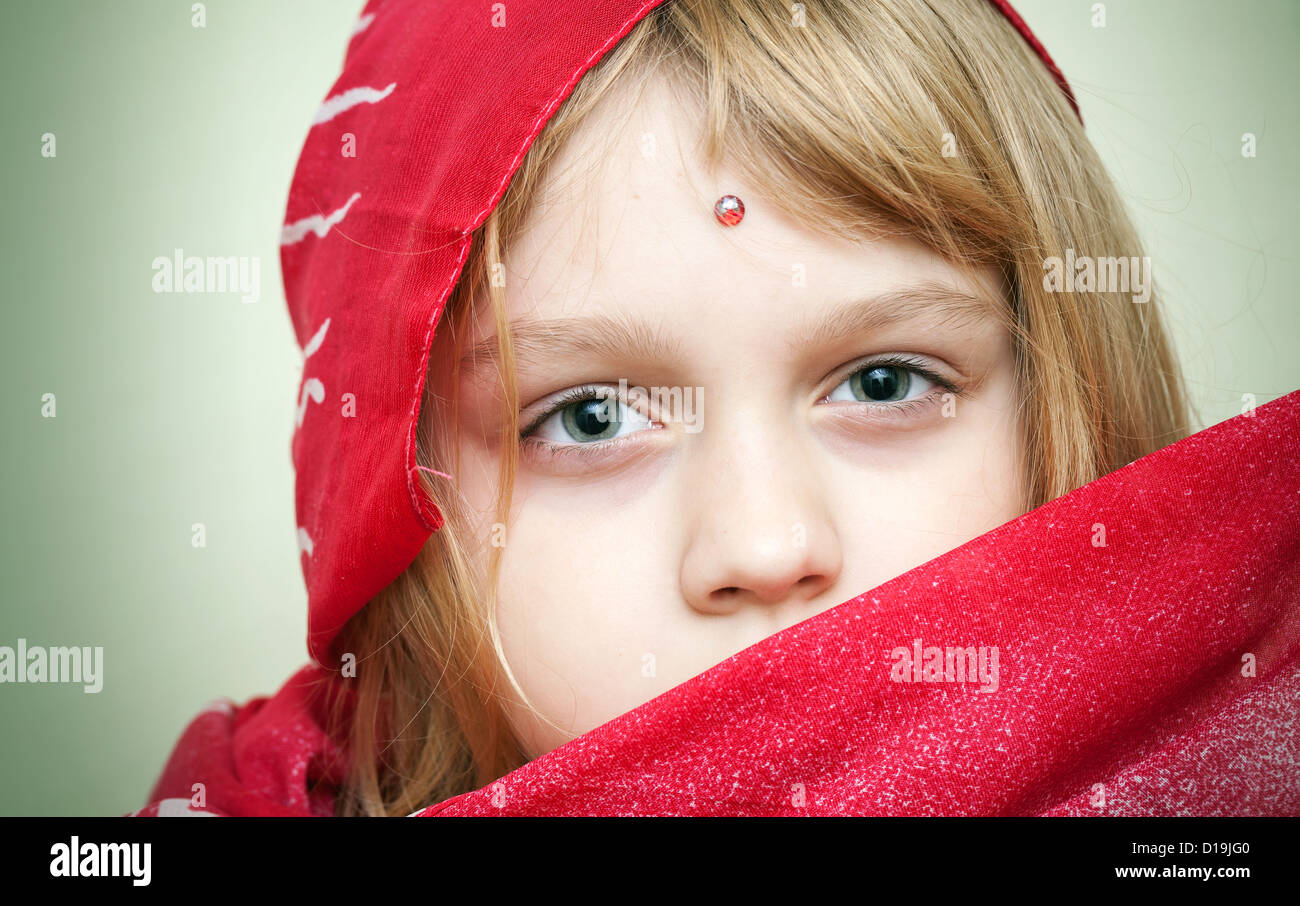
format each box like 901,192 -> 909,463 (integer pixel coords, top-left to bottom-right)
463,69 -> 1002,352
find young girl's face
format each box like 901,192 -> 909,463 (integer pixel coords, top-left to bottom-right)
435,74 -> 1024,760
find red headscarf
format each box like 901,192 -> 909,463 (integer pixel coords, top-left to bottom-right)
280,0 -> 1082,669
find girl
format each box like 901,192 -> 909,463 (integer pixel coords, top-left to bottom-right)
326,0 -> 1187,815
140,0 -> 1297,817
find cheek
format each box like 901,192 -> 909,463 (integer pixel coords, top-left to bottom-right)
948,362 -> 1026,530
490,495 -> 680,759
446,431 -> 674,757
829,372 -> 1024,582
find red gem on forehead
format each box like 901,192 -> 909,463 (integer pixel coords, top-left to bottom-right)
714,194 -> 745,226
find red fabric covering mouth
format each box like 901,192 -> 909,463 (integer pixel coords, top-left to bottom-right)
135,389 -> 1300,817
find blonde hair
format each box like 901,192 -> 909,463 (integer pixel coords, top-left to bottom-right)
327,0 -> 1192,816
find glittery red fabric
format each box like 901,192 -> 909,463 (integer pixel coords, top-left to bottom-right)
280,0 -> 1085,669
134,391 -> 1300,816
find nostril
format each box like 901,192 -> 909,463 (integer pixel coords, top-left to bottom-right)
709,587 -> 741,605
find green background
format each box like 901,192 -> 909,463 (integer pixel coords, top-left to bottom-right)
1,0 -> 1297,815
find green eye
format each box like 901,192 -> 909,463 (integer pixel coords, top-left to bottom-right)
523,387 -> 654,446
561,395 -> 621,442
828,359 -> 936,405
850,365 -> 910,402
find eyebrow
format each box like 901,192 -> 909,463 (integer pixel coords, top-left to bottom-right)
458,281 -> 1002,378
784,282 -> 1003,355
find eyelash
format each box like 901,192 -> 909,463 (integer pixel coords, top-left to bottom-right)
518,386 -> 649,466
518,354 -> 965,463
822,353 -> 964,407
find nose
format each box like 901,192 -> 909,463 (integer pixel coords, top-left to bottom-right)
680,423 -> 843,617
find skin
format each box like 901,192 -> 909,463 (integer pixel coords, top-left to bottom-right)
430,73 -> 1025,761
